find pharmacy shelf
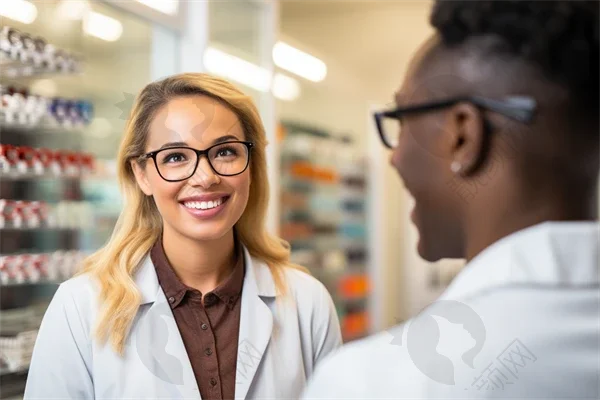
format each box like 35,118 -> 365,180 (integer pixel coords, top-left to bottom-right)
0,365 -> 28,377
1,280 -> 61,288
0,227 -> 83,232
0,52 -> 82,80
0,122 -> 84,136
0,172 -> 114,181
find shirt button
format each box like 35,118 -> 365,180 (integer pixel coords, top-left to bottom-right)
201,323 -> 208,330
168,296 -> 175,304
205,348 -> 213,356
210,378 -> 217,387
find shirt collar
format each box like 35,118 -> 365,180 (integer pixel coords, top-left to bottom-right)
150,236 -> 246,310
440,221 -> 600,302
150,239 -> 188,308
135,243 -> 275,305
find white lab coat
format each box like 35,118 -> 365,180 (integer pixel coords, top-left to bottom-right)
24,246 -> 342,400
303,221 -> 599,399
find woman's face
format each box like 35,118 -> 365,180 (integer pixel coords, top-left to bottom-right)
132,95 -> 251,242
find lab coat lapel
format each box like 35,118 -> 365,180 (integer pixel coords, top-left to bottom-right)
134,256 -> 201,399
235,249 -> 275,400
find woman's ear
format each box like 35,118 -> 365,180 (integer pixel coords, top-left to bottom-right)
131,160 -> 153,196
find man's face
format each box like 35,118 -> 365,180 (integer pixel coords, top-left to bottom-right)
389,41 -> 465,262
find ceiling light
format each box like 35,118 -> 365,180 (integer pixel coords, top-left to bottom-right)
83,11 -> 123,42
0,0 -> 38,24
272,73 -> 300,101
273,41 -> 327,82
203,47 -> 272,93
135,0 -> 179,15
55,0 -> 91,21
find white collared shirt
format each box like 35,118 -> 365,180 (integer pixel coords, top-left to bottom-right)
303,221 -> 599,399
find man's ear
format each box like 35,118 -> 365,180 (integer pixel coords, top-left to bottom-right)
131,160 -> 153,196
446,102 -> 485,176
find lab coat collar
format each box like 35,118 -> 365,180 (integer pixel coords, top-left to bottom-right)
135,244 -> 277,305
440,221 -> 600,302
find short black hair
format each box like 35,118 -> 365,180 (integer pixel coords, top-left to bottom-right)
430,0 -> 599,114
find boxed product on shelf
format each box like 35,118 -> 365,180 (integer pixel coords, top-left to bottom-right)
0,199 -> 94,229
0,250 -> 86,286
0,26 -> 82,75
0,85 -> 94,129
0,330 -> 38,372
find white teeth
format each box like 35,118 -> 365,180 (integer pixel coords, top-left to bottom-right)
184,198 -> 224,210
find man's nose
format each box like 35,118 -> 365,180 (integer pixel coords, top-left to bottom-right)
389,148 -> 401,171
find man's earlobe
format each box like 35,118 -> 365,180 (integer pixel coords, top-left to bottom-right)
449,103 -> 485,176
131,160 -> 153,196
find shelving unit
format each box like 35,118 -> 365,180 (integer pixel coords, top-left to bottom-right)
0,24 -> 103,398
278,121 -> 371,342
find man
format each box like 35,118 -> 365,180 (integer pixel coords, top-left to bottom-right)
303,1 -> 598,398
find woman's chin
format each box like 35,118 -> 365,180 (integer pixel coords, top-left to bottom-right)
180,222 -> 232,242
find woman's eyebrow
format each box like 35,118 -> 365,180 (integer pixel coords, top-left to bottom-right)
212,134 -> 241,144
158,141 -> 188,150
156,135 -> 241,150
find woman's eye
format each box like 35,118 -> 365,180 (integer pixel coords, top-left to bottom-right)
216,148 -> 237,158
162,152 -> 187,163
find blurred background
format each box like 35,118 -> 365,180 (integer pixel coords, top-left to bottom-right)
0,1 -> 466,397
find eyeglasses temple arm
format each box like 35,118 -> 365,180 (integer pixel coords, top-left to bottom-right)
471,96 -> 537,123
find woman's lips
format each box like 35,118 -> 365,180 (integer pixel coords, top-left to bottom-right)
180,196 -> 230,219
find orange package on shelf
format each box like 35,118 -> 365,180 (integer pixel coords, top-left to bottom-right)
316,168 -> 338,183
290,161 -> 315,180
280,192 -> 308,208
280,222 -> 313,241
341,312 -> 369,340
338,274 -> 370,299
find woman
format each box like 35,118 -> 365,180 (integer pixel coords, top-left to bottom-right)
24,73 -> 342,400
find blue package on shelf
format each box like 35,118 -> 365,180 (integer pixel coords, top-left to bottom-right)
339,223 -> 366,239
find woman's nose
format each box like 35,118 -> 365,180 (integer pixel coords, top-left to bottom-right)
188,157 -> 220,188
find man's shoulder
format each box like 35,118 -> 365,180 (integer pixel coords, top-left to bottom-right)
303,324 -> 417,398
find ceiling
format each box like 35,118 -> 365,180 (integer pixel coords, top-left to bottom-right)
280,0 -> 435,98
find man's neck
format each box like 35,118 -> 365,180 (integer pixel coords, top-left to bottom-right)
464,189 -> 597,262
161,226 -> 236,295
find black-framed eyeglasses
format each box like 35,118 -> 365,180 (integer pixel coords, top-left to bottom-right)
139,141 -> 254,182
373,96 -> 537,149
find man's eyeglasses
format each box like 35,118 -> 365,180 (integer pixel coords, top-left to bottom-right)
373,96 -> 537,149
139,141 -> 254,182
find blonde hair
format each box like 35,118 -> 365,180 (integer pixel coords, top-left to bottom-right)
80,73 -> 300,354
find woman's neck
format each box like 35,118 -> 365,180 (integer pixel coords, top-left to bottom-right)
161,225 -> 237,295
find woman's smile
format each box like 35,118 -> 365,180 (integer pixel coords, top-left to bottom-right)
179,194 -> 231,219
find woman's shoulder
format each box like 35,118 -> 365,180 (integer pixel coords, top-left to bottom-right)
51,272 -> 101,313
280,265 -> 335,307
282,266 -> 327,292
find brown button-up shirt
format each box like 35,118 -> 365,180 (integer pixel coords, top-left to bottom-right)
151,239 -> 245,400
